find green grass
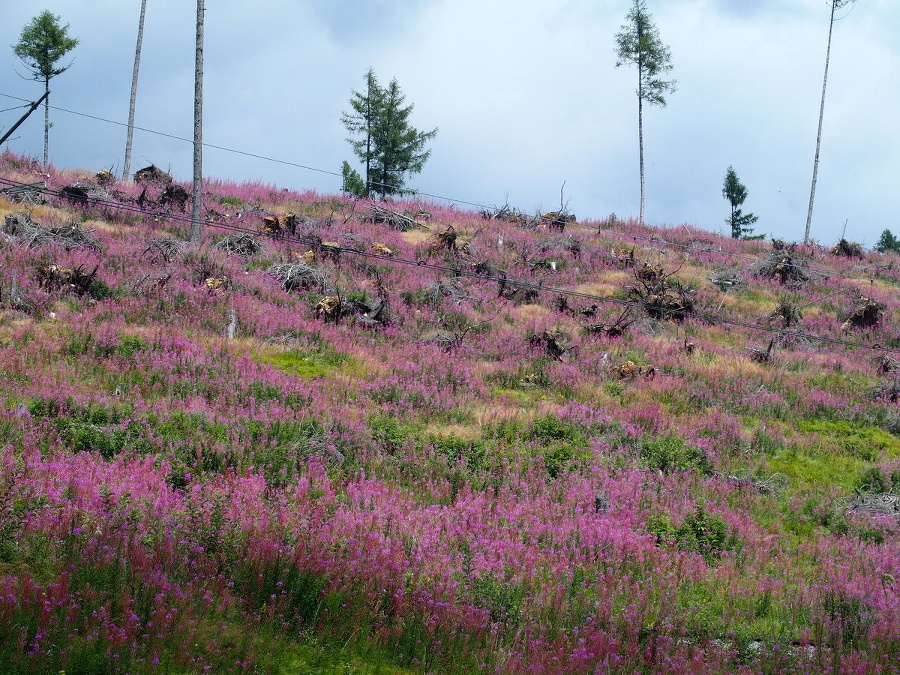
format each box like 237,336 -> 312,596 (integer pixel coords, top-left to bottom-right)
768,449 -> 867,492
797,419 -> 900,461
261,347 -> 349,379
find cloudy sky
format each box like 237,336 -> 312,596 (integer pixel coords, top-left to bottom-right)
2,0 -> 898,246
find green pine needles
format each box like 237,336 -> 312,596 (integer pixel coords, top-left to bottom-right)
722,166 -> 761,240
341,69 -> 438,199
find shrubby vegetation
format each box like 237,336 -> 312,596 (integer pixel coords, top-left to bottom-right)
1,152 -> 900,672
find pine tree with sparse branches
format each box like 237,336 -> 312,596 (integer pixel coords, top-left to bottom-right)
615,0 -> 676,224
12,11 -> 79,166
723,166 -> 760,239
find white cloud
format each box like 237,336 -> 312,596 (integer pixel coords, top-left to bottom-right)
1,0 -> 897,245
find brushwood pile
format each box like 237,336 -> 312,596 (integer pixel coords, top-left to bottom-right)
2,151 -> 900,673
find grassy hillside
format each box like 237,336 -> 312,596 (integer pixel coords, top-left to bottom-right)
1,150 -> 899,673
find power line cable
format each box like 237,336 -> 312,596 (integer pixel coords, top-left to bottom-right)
1,174 -> 897,359
1,91 -> 892,290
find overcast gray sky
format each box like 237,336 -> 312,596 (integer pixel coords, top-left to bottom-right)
2,0 -> 897,246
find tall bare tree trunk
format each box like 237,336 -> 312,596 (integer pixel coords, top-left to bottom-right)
42,76 -> 49,166
637,53 -> 645,225
123,0 -> 148,180
190,0 -> 204,244
805,0 -> 838,244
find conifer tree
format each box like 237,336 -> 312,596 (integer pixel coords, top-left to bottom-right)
12,11 -> 79,166
722,166 -> 759,239
342,71 -> 437,199
615,0 -> 675,224
875,229 -> 900,254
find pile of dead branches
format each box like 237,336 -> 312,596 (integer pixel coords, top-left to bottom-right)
628,265 -> 694,322
480,202 -> 522,221
362,204 -> 422,231
713,471 -> 788,496
36,263 -> 99,296
3,213 -> 102,252
831,239 -> 864,258
847,492 -> 900,519
875,354 -> 900,375
528,329 -> 576,361
842,294 -> 885,331
540,211 -> 576,232
0,181 -> 45,205
60,182 -> 114,204
751,242 -> 810,286
268,263 -> 326,292
144,237 -> 187,263
134,164 -> 173,185
708,269 -> 745,292
215,233 -> 262,258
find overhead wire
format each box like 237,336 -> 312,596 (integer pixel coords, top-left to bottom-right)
1,174 -> 897,358
1,91 -> 893,290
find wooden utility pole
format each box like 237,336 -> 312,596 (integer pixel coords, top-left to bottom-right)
190,0 -> 204,244
123,0 -> 148,180
0,92 -> 49,147
805,0 -> 854,244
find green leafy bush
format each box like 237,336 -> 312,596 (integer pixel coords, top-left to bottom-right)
640,434 -> 712,474
647,505 -> 739,561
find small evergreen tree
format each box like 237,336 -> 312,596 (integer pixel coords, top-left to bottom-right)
12,11 -> 79,166
341,161 -> 367,198
342,70 -> 437,199
615,0 -> 676,224
722,166 -> 760,239
874,229 -> 900,254
341,69 -> 384,197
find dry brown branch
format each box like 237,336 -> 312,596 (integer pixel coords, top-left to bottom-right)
587,307 -> 636,338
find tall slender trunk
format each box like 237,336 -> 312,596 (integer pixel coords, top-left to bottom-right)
43,77 -> 50,166
637,52 -> 645,224
190,0 -> 204,244
805,0 -> 837,244
123,0 -> 148,180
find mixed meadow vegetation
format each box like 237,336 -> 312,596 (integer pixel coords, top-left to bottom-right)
1,150 -> 900,673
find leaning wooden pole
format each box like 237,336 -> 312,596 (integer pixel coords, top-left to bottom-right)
0,91 -> 49,147
123,0 -> 148,180
804,0 -> 838,245
190,0 -> 204,244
